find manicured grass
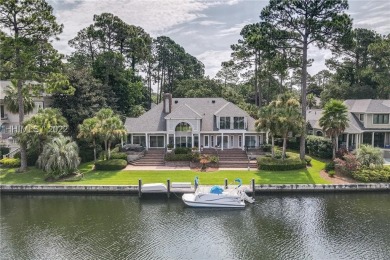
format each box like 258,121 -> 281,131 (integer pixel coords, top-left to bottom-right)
0,157 -> 331,185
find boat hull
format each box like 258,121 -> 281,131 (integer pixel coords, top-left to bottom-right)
182,193 -> 246,208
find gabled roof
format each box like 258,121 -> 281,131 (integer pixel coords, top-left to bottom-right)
164,104 -> 202,119
345,99 -> 390,113
214,102 -> 248,117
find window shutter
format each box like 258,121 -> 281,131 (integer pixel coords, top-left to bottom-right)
244,117 -> 248,129
216,116 -> 220,129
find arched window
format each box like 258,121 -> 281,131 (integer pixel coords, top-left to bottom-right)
316,131 -> 323,136
175,122 -> 192,132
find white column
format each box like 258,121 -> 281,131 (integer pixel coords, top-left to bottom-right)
145,133 -> 148,150
221,133 -> 224,151
192,133 -> 194,148
131,134 -> 133,145
198,134 -> 201,152
242,133 -> 245,151
346,134 -> 349,151
372,132 -> 375,146
266,132 -> 269,144
173,133 -> 176,148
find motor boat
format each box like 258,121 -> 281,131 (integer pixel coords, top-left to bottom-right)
182,178 -> 255,208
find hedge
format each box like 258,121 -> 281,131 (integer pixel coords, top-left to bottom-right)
0,158 -> 21,168
94,159 -> 127,171
351,167 -> 390,182
110,152 -> 128,160
257,155 -> 306,171
306,135 -> 332,159
174,147 -> 191,154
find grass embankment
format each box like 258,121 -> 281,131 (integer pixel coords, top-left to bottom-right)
0,157 -> 331,185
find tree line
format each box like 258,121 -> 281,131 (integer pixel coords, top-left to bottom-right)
1,0 -> 389,171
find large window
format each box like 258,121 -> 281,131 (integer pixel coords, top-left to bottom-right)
373,114 -> 389,124
175,136 -> 192,148
150,136 -> 165,148
133,135 -> 146,146
245,136 -> 256,148
234,117 -> 244,129
220,117 -> 230,129
175,122 -> 192,132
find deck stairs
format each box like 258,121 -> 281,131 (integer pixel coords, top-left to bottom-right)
130,149 -> 165,166
204,148 -> 257,169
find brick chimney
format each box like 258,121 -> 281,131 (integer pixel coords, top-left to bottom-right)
163,93 -> 172,113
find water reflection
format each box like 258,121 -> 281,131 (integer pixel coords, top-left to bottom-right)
1,193 -> 390,259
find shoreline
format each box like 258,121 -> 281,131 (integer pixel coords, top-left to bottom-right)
1,183 -> 389,195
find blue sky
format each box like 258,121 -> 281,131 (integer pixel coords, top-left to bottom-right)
48,0 -> 390,77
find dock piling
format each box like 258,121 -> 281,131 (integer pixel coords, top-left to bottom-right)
138,179 -> 142,198
251,178 -> 255,198
167,179 -> 171,198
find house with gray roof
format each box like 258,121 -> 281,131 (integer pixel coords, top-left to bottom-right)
125,93 -> 266,151
307,99 -> 390,152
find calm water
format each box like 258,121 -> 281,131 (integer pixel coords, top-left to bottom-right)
1,193 -> 390,260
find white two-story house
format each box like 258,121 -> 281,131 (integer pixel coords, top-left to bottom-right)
125,93 -> 266,151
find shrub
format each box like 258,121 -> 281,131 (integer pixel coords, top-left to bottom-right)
328,170 -> 335,177
325,162 -> 335,172
304,155 -> 312,165
78,140 -> 103,163
336,147 -> 348,159
334,153 -> 359,175
0,158 -> 21,168
356,145 -> 383,168
94,159 -> 127,171
165,153 -> 192,161
209,155 -> 219,163
257,155 -> 306,171
14,148 -> 40,166
192,152 -> 201,162
111,146 -> 120,153
351,167 -> 390,182
306,135 -> 332,159
174,147 -> 191,154
110,152 -> 128,160
0,146 -> 10,157
262,144 -> 272,152
287,138 -> 300,151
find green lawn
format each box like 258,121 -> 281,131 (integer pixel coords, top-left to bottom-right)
0,157 -> 331,185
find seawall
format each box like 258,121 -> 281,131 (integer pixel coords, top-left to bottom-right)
1,183 -> 389,194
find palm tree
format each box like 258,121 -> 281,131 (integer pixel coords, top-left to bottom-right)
78,117 -> 99,162
3,81 -> 35,171
306,93 -> 316,109
3,81 -> 35,114
319,99 -> 349,159
95,108 -> 126,160
24,108 -> 68,152
256,105 -> 278,158
271,93 -> 303,159
37,135 -> 80,178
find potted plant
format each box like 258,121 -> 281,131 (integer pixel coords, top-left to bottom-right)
167,143 -> 174,152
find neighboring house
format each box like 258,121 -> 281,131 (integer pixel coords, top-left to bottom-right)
307,99 -> 390,151
0,80 -> 52,152
125,94 -> 266,151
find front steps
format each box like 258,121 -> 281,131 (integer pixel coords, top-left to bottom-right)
212,149 -> 257,169
130,149 -> 165,166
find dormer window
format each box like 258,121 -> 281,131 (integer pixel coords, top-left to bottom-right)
220,117 -> 230,129
234,117 -> 245,129
359,114 -> 364,121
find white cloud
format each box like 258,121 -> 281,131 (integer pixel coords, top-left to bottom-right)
49,0 -> 215,54
198,20 -> 225,26
217,20 -> 252,37
196,50 -> 232,77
